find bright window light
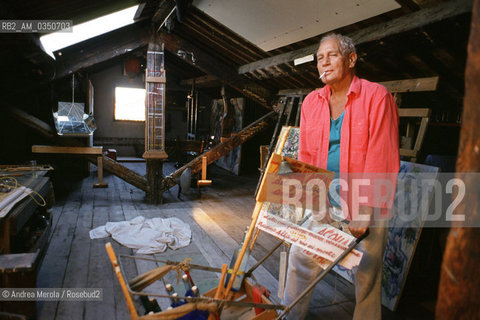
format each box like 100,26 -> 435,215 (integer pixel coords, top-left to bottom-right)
40,5 -> 138,58
115,87 -> 146,121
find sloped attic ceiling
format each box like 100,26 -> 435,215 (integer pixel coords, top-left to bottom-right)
0,0 -> 473,113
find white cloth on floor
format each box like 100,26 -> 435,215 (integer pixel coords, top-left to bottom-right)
89,216 -> 191,254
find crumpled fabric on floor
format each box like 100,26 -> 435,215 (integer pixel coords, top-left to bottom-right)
89,216 -> 191,254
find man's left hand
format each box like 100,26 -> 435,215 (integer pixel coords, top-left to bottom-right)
348,206 -> 373,238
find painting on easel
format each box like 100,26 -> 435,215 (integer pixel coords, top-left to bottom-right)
210,98 -> 244,175
333,161 -> 439,310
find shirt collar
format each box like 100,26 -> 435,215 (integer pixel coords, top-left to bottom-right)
317,75 -> 361,100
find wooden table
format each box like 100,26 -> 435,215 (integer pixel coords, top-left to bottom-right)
32,145 -> 108,188
0,170 -> 53,318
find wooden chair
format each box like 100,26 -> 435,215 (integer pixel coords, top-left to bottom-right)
381,76 -> 438,163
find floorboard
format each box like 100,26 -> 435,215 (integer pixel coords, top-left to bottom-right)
34,161 -> 428,320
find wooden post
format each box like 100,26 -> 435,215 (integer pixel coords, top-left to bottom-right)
143,39 -> 168,203
146,159 -> 163,204
436,0 -> 480,318
93,156 -> 108,188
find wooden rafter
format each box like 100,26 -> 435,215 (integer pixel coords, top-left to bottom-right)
238,0 -> 472,78
152,0 -> 176,24
54,22 -> 150,79
157,31 -> 272,108
179,74 -> 220,88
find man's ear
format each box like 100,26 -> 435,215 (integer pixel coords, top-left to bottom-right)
348,52 -> 357,68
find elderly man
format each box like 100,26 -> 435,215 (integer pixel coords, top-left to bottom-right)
283,34 -> 400,319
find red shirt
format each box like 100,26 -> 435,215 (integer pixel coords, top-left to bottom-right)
299,76 -> 400,218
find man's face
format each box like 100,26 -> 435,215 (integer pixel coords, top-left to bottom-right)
316,38 -> 356,85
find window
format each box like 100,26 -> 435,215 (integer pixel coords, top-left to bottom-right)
40,5 -> 139,59
114,87 -> 146,121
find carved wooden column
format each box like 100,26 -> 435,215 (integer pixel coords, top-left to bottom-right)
143,40 -> 168,204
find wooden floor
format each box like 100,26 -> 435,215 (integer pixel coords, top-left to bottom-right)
36,162 -> 432,320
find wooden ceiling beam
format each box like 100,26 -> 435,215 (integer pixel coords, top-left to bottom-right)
179,75 -> 221,88
54,23 -> 150,79
152,0 -> 176,24
158,30 -> 272,108
238,0 -> 473,77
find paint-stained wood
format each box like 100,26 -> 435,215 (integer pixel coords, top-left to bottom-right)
436,0 -> 480,318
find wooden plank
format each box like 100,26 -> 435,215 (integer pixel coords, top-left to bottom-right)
277,88 -> 313,96
180,74 -> 220,87
104,179 -> 134,320
6,106 -> 55,139
277,77 -> 438,97
145,76 -> 166,83
84,177 -> 118,320
399,148 -> 418,157
36,179 -> 84,320
238,0 -> 472,76
413,117 -> 430,151
0,252 -> 38,272
55,177 -> 95,320
86,155 -> 149,192
151,0 -> 176,24
32,145 -> 103,155
380,76 -> 439,93
398,108 -> 431,117
189,207 -> 279,295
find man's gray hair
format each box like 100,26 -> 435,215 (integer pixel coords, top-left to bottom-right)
319,33 -> 356,57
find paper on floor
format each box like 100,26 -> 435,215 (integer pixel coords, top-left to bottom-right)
89,216 -> 191,254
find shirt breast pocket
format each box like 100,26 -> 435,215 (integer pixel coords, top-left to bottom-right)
351,119 -> 368,151
304,126 -> 322,151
